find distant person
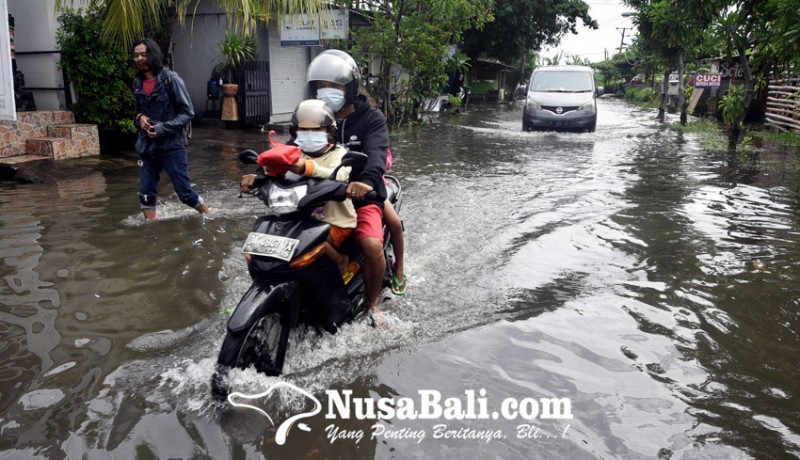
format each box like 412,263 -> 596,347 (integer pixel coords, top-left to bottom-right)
132,37 -> 210,220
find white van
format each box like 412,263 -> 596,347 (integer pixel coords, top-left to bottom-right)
522,66 -> 597,132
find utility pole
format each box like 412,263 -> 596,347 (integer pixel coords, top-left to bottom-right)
617,27 -> 629,53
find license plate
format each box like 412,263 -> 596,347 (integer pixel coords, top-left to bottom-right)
551,121 -> 569,127
242,233 -> 299,261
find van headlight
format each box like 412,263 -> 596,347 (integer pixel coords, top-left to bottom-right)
578,100 -> 595,112
526,98 -> 542,111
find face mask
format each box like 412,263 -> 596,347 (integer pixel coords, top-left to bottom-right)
294,131 -> 330,154
316,88 -> 346,112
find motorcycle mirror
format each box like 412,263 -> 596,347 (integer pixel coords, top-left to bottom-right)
341,151 -> 368,167
239,149 -> 259,165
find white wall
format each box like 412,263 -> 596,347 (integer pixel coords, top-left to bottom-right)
0,0 -> 15,119
267,22 -> 311,123
172,10 -> 317,123
8,0 -> 66,110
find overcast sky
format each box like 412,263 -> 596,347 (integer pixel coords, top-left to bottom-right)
542,0 -> 636,63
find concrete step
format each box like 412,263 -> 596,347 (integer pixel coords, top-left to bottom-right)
48,123 -> 96,139
25,124 -> 100,160
0,112 -> 99,160
27,137 -> 71,160
48,123 -> 101,158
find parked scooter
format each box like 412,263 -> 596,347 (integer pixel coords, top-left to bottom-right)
211,149 -> 402,399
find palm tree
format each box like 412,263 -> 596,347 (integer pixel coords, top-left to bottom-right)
54,0 -> 328,49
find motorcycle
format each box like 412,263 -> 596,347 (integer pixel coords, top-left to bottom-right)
211,149 -> 403,399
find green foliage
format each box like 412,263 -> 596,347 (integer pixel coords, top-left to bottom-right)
753,0 -> 800,73
719,84 -> 746,127
461,0 -> 596,65
217,32 -> 257,84
750,130 -> 800,148
624,86 -> 658,106
55,0 -> 330,50
447,94 -> 462,113
623,0 -> 799,104
347,0 -> 492,125
670,118 -> 730,152
56,7 -> 136,133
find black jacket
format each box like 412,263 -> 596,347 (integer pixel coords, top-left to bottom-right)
338,96 -> 389,208
133,69 -> 194,156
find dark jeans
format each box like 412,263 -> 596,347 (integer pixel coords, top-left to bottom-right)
138,150 -> 201,209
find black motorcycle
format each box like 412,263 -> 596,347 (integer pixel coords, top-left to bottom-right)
211,149 -> 402,399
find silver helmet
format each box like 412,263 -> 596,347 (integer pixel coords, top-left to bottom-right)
306,49 -> 361,106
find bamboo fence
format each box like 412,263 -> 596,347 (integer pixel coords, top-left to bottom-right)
765,78 -> 800,133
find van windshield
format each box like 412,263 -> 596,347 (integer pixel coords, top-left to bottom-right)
531,71 -> 594,92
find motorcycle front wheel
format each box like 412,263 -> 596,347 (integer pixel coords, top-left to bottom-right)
211,312 -> 290,399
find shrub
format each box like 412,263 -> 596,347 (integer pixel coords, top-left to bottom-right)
719,84 -> 746,126
625,86 -> 657,103
57,7 -> 136,133
447,94 -> 462,113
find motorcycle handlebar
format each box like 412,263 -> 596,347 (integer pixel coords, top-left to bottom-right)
239,148 -> 377,200
239,149 -> 259,165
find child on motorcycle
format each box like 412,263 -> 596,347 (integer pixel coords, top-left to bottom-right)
275,99 -> 356,275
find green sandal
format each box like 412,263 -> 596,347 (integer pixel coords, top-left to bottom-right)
390,275 -> 407,296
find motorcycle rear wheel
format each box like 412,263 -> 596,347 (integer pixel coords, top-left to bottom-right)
211,313 -> 290,399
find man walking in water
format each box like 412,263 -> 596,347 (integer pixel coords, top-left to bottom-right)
132,38 -> 210,220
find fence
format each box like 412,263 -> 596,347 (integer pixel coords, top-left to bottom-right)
765,77 -> 800,133
238,61 -> 270,128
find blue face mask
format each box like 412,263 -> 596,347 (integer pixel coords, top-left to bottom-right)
316,88 -> 346,112
294,130 -> 330,154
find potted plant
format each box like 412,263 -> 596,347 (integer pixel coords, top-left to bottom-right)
216,32 -> 256,121
217,32 -> 257,85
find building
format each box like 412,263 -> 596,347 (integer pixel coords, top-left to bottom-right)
2,1 -> 346,128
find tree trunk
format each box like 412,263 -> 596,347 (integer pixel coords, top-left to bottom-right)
679,52 -> 687,125
657,68 -> 670,122
728,122 -> 740,153
738,45 -> 754,126
723,46 -> 755,154
381,61 -> 395,128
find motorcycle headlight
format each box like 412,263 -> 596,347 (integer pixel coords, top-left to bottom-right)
578,100 -> 595,112
267,183 -> 308,214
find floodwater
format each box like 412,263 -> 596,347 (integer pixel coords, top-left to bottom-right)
1,99 -> 800,459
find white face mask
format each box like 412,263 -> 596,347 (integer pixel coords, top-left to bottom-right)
294,130 -> 330,154
316,87 -> 346,112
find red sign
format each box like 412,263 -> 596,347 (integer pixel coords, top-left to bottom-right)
695,73 -> 721,88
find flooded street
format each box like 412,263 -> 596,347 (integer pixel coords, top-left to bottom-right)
2,98 -> 800,458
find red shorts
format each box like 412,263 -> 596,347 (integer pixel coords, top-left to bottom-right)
354,204 -> 384,243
